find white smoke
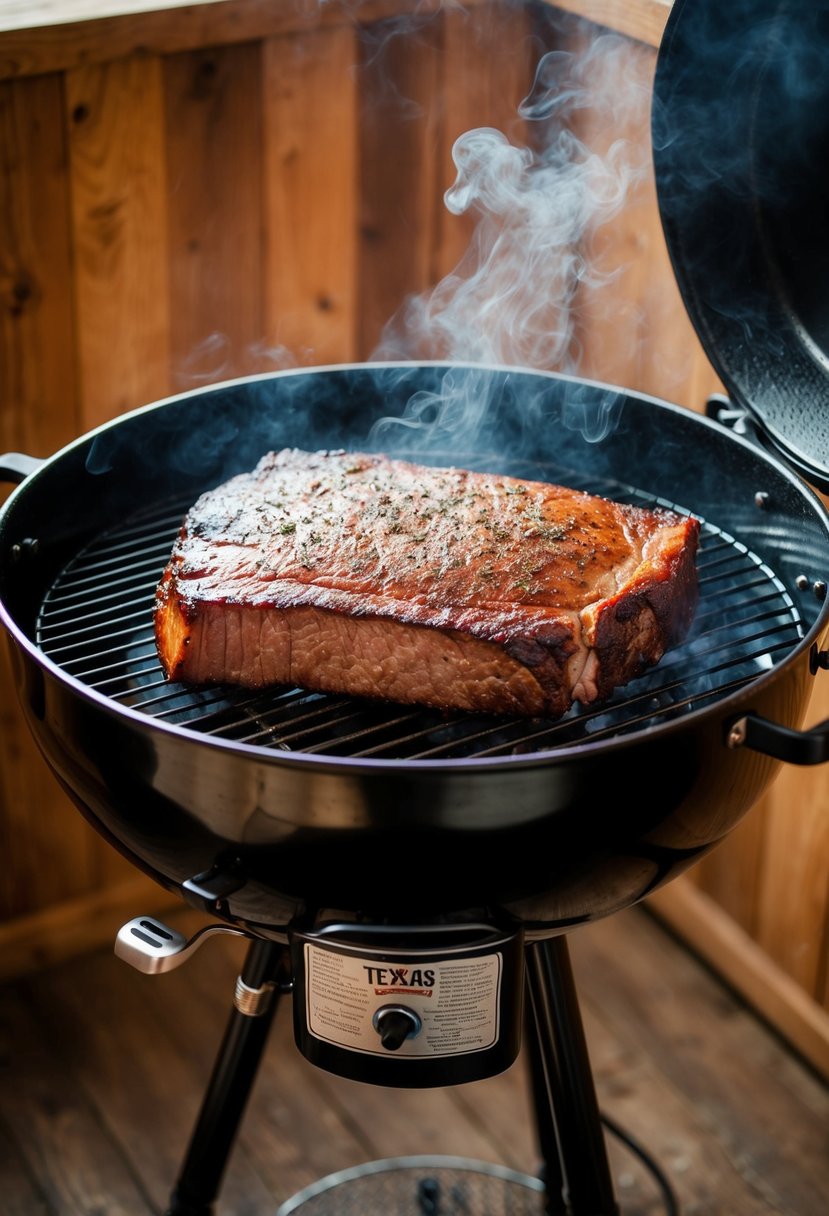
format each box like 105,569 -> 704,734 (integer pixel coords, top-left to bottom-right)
371,30 -> 653,376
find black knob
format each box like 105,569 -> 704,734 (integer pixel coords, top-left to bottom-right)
373,1005 -> 422,1051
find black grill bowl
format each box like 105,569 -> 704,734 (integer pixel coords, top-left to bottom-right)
2,363 -> 828,936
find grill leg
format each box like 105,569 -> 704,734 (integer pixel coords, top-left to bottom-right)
165,937 -> 289,1216
524,996 -> 569,1216
525,936 -> 620,1216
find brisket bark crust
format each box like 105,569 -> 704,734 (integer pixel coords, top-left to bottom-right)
155,448 -> 700,718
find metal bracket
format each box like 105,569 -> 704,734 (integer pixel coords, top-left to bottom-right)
234,976 -> 279,1017
705,394 -> 762,442
181,860 -> 246,916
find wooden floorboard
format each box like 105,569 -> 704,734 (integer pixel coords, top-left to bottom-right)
0,905 -> 826,1215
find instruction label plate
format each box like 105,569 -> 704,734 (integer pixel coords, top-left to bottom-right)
304,943 -> 503,1058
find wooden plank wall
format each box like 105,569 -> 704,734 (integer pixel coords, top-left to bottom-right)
0,0 -> 827,1072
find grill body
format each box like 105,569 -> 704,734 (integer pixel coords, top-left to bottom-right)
3,630 -> 798,934
2,363 -> 828,935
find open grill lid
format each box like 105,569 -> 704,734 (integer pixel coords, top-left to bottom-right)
653,0 -> 829,492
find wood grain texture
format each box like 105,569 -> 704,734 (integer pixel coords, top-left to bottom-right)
577,911 -> 829,1212
558,14 -> 723,404
0,989 -> 155,1213
428,1 -> 540,346
437,1 -> 540,267
688,628 -> 829,996
66,55 -> 172,425
550,0 -> 671,48
262,23 -> 359,365
164,41 -> 266,387
0,0 -> 426,80
1,0 -> 225,31
0,74 -> 78,458
0,874 -> 179,982
0,74 -> 111,924
754,688 -> 829,994
355,9 -> 442,359
649,877 -> 829,1083
0,0 -> 527,81
0,0 -> 670,52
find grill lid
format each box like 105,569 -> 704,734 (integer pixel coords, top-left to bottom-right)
653,0 -> 829,491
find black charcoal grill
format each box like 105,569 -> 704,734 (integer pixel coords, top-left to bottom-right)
2,1 -> 829,1213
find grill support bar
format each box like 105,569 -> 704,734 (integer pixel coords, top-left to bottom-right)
165,937 -> 290,1216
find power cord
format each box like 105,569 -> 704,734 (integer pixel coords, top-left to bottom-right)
600,1110 -> 681,1215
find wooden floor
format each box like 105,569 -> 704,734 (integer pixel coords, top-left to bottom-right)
0,904 -> 826,1216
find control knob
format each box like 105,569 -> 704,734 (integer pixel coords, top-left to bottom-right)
372,1004 -> 423,1051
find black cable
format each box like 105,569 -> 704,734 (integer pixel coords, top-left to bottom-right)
600,1110 -> 681,1216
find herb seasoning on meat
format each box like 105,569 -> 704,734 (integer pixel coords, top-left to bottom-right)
155,449 -> 700,718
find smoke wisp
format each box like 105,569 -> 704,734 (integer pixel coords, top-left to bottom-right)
369,25 -> 654,451
392,36 -> 648,367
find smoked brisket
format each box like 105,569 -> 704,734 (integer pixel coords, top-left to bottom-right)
154,448 -> 700,718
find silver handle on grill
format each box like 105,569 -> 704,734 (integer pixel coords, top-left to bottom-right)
0,453 -> 43,485
115,915 -> 253,974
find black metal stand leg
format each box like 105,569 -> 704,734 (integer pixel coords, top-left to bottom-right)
525,936 -> 620,1216
165,937 -> 289,1216
524,995 -> 569,1216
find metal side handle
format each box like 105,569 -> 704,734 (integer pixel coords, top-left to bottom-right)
115,915 -> 253,974
0,453 -> 44,485
726,713 -> 829,766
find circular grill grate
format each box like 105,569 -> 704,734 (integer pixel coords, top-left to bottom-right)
35,472 -> 804,762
